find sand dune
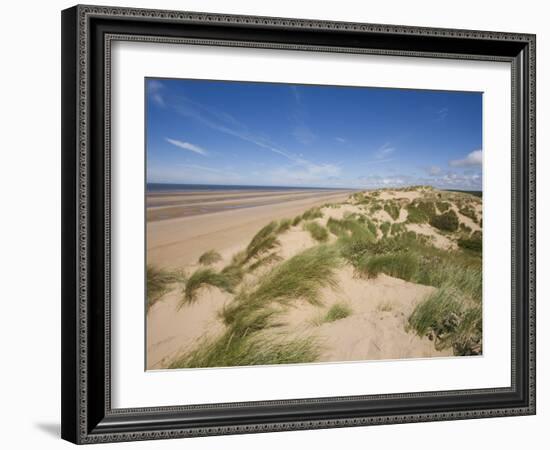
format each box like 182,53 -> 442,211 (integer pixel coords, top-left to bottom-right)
146,186 -> 482,369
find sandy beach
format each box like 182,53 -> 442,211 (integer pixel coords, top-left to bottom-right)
147,188 -> 354,268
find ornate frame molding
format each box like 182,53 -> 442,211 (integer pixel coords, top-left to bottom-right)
61,5 -> 536,444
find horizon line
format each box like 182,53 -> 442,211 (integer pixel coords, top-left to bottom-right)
146,182 -> 482,192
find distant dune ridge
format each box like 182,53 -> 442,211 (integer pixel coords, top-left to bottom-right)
146,186 -> 483,370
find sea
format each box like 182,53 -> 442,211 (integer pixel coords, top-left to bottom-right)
146,183 -> 350,192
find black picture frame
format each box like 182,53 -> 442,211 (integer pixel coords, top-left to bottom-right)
61,4 -> 536,444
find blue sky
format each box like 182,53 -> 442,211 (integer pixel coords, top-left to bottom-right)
146,78 -> 482,190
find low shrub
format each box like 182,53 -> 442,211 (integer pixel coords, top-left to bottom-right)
379,221 -> 391,237
406,201 -> 436,223
390,222 -> 406,236
429,210 -> 459,232
384,202 -> 401,221
436,201 -> 451,212
458,236 -> 482,252
459,205 -> 478,223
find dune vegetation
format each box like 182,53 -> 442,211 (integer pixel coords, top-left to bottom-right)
148,186 -> 483,369
304,221 -> 329,242
146,265 -> 186,310
198,249 -> 222,265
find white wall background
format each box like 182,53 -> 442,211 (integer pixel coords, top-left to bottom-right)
0,0 -> 546,448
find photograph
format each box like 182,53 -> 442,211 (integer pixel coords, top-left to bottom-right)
145,78 -> 483,370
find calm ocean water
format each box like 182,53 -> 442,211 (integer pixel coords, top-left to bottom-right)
147,183 -> 347,192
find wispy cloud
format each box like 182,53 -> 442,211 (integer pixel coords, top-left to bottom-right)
165,138 -> 208,156
449,149 -> 482,167
427,165 -> 442,176
292,125 -> 316,145
290,86 -> 317,145
290,85 -> 302,104
174,100 -> 293,159
437,107 -> 449,120
335,137 -> 347,143
365,158 -> 395,165
147,80 -> 165,107
374,143 -> 396,159
172,95 -> 337,179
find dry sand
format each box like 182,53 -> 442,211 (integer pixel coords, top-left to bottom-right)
270,267 -> 452,362
147,286 -> 228,369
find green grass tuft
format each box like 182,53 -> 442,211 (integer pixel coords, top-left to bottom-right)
182,268 -> 235,306
337,229 -> 377,267
302,207 -> 323,220
390,222 -> 406,236
458,236 -> 482,252
459,205 -> 478,223
369,202 -> 382,214
245,221 -> 280,262
222,245 -> 341,334
327,217 -> 347,237
247,253 -> 283,272
384,202 -> 401,221
291,215 -> 303,226
406,200 -> 436,223
169,332 -> 320,368
379,221 -> 391,237
436,201 -> 451,212
324,302 -> 352,323
220,263 -> 245,286
277,218 -> 292,233
146,265 -> 186,310
358,252 -> 419,280
198,249 -> 222,265
408,284 -> 481,355
304,221 -> 329,242
171,246 -> 342,368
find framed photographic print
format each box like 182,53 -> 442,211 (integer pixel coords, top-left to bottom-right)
61,5 -> 536,444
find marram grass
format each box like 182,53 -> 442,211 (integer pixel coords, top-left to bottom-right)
146,265 -> 186,310
198,249 -> 222,265
181,268 -> 235,306
304,221 -> 329,242
324,302 -> 352,323
222,245 -> 341,336
169,331 -> 320,369
244,221 -> 280,262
